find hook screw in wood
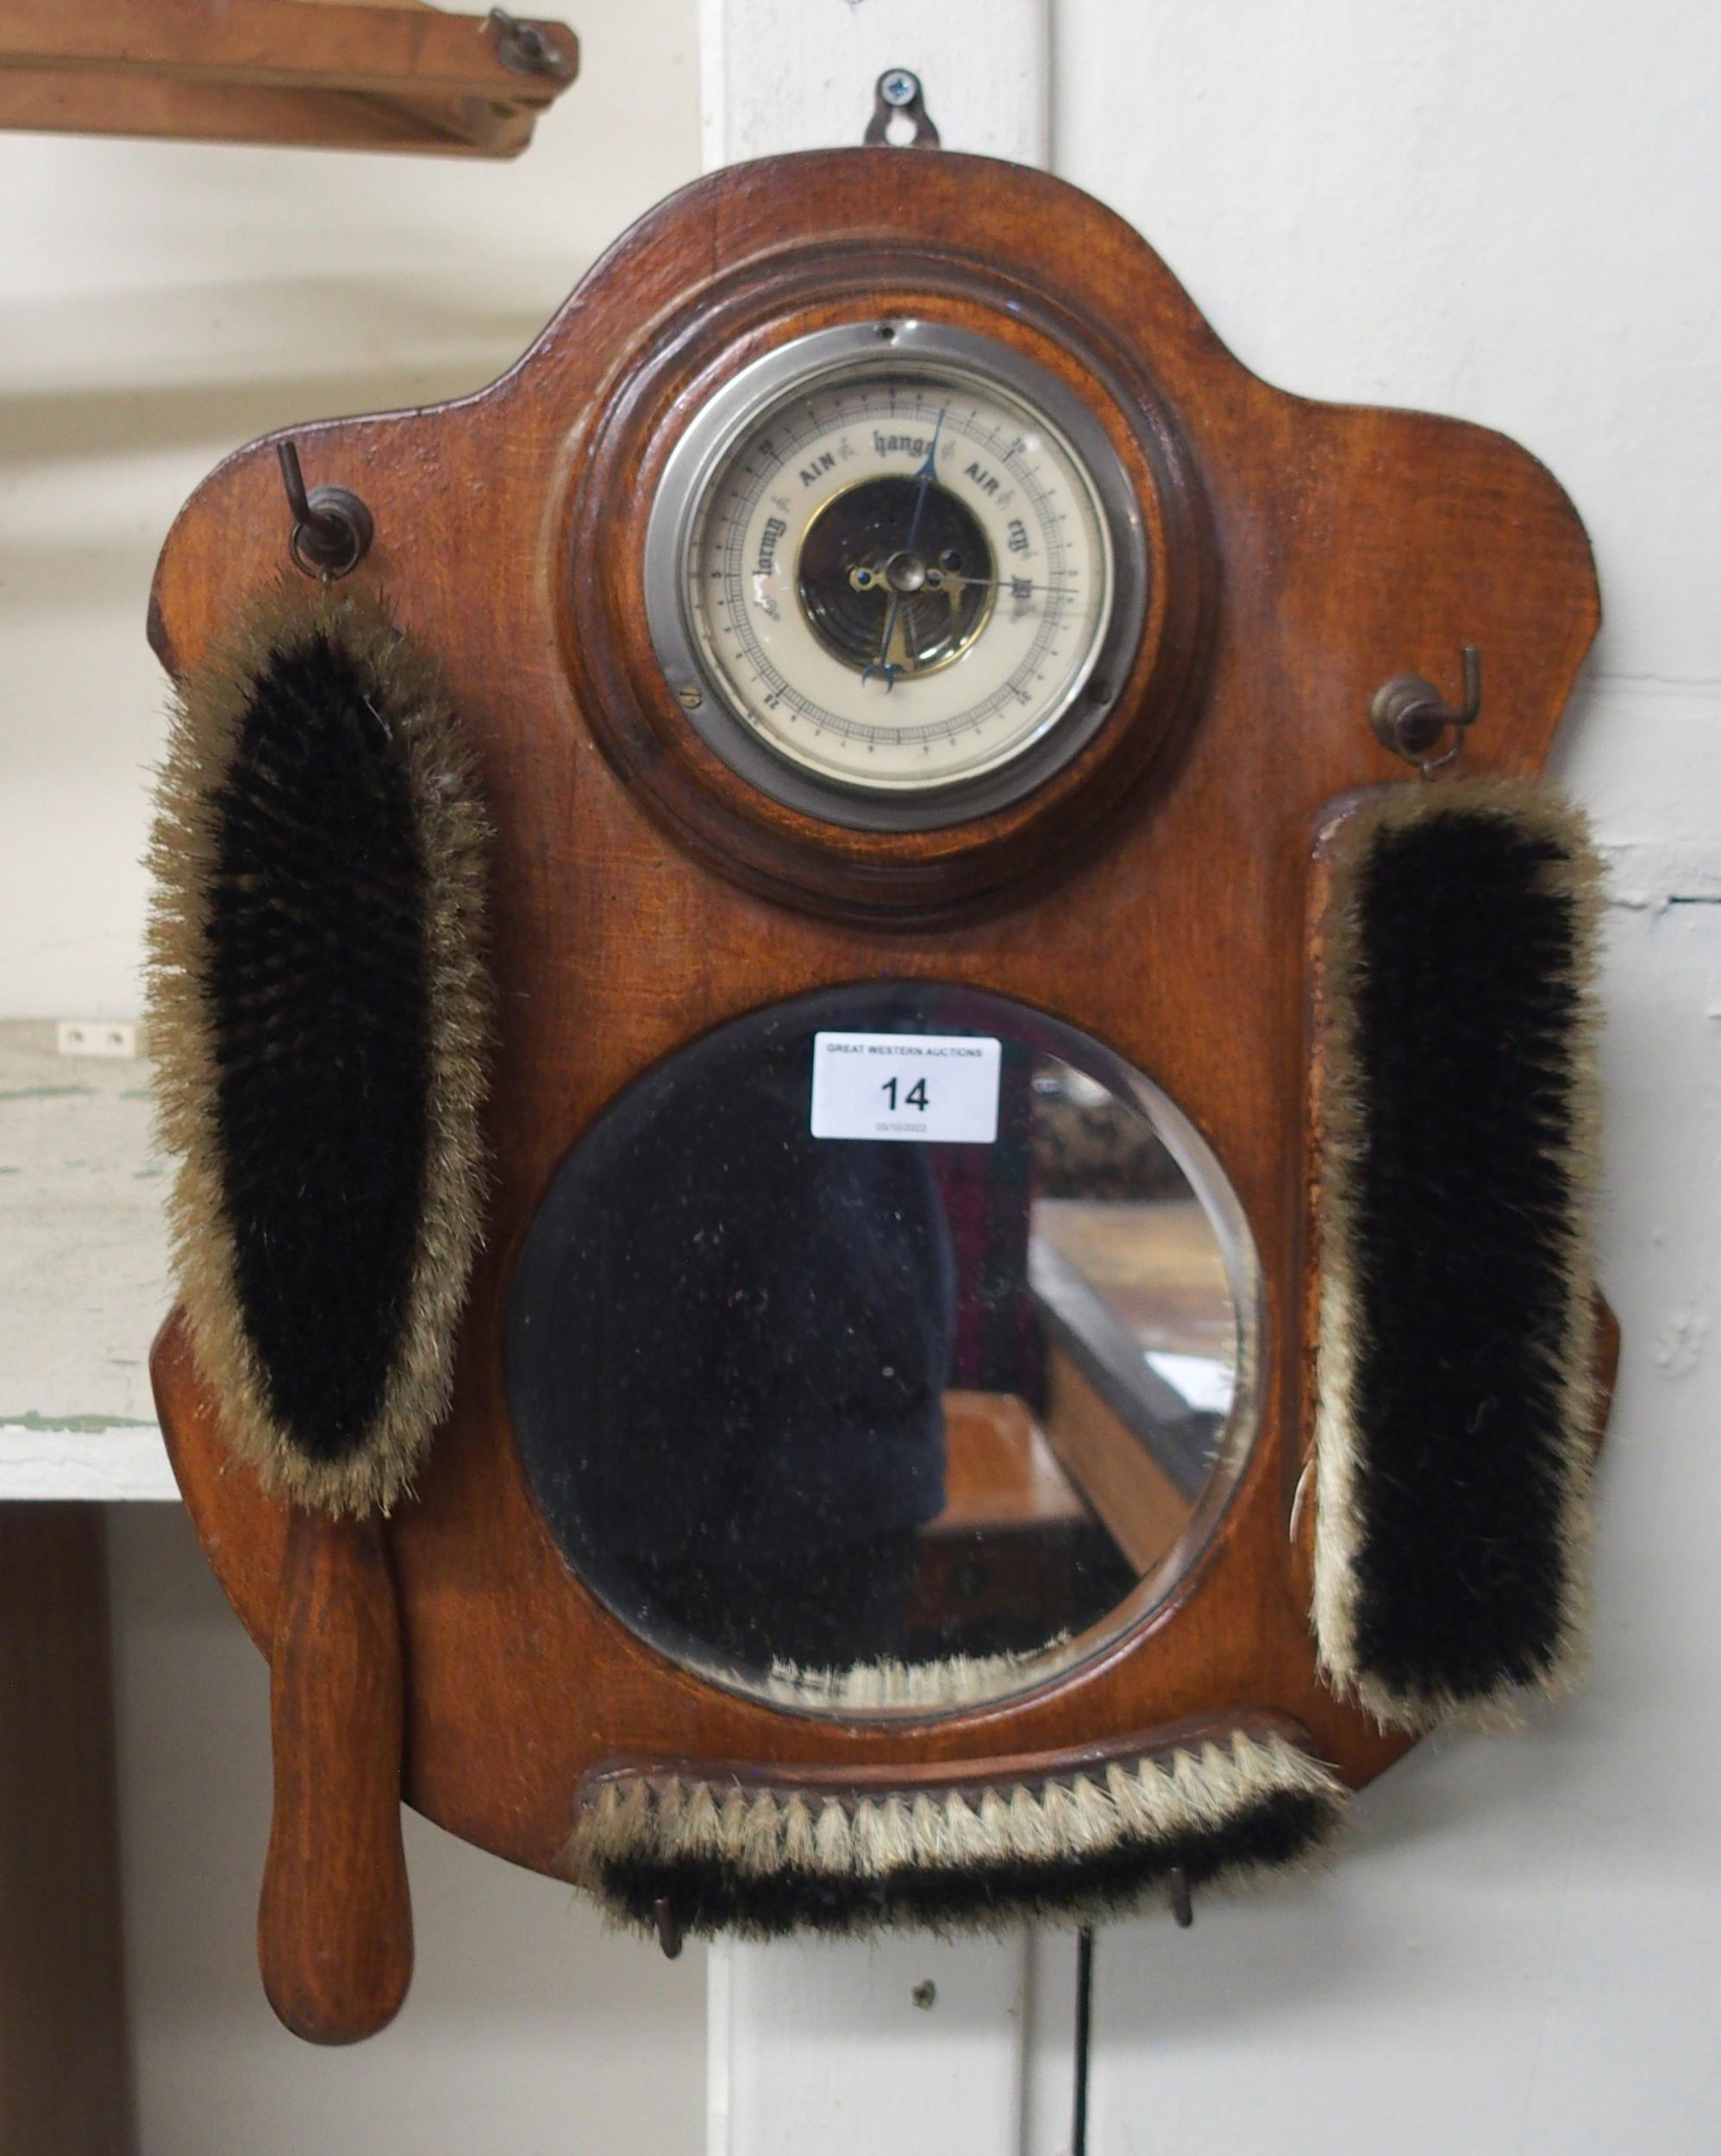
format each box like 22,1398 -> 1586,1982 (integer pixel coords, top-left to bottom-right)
1370,644 -> 1482,776
278,441 -> 374,580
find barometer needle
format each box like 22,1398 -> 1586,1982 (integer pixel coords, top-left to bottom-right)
848,567 -> 1073,599
862,598 -> 904,692
861,408 -> 948,692
861,407 -> 948,693
926,573 -> 1073,596
904,407 -> 945,552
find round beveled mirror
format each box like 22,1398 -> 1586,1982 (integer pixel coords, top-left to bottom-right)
506,984 -> 1261,1716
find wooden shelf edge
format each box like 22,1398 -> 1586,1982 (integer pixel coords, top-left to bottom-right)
0,1424 -> 177,1503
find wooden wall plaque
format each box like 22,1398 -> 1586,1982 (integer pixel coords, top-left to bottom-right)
148,147 -> 1608,1890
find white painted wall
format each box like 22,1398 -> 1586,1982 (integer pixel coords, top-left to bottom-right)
697,0 -> 1047,168
3,0 -> 1715,2148
1051,5 -> 1721,2149
0,0 -> 701,1020
110,1505 -> 706,2156
693,20 -> 1073,2147
704,4 -> 1721,2152
2,7 -> 712,2152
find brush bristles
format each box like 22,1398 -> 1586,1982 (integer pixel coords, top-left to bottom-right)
1311,777 -> 1604,1731
567,1731 -> 1343,1941
147,575 -> 491,1516
758,1643 -> 1068,1712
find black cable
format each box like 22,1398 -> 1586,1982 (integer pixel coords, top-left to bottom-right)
1072,1925 -> 1094,2156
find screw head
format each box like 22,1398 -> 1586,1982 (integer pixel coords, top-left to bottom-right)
677,683 -> 704,711
879,69 -> 919,108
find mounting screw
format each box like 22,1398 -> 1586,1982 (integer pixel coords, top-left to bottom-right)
864,68 -> 941,148
488,8 -> 574,83
677,684 -> 704,711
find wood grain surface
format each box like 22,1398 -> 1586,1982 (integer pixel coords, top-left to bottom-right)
0,0 -> 577,160
256,1511 -> 414,2044
148,147 -> 1607,1881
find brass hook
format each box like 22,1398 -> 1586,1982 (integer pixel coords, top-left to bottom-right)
1369,645 -> 1482,778
277,441 -> 374,580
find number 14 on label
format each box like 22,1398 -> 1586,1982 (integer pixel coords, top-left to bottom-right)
810,1031 -> 1001,1144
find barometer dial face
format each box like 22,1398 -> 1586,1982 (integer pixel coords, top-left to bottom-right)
644,322 -> 1149,831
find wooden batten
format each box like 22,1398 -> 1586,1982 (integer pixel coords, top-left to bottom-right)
0,0 -> 576,158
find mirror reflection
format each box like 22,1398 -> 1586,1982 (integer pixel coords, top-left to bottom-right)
507,985 -> 1258,1714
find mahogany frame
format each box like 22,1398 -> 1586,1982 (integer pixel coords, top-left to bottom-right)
148,147 -> 1607,1883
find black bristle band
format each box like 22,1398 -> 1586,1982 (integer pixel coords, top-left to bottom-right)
148,578 -> 491,1515
1311,779 -> 1603,1728
208,630 -> 429,1460
567,1732 -> 1344,1942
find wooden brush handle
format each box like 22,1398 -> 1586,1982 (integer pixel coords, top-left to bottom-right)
258,1508 -> 413,2045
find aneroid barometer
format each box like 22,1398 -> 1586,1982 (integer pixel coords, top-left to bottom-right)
149,118 -> 1611,2040
644,323 -> 1146,827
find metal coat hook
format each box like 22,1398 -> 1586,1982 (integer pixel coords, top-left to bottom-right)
1370,645 -> 1483,777
864,68 -> 941,148
277,441 -> 374,580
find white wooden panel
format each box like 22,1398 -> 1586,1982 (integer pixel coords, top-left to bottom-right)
1089,890 -> 1721,2148
1020,1928 -> 1081,2156
699,0 -> 1048,171
110,1506 -> 710,2156
0,0 -> 702,1022
702,9 -> 1065,2149
0,1424 -> 174,1501
1054,4 -> 1721,2143
711,1929 -> 1045,2156
1051,0 -> 1720,687
0,1018 -> 175,1495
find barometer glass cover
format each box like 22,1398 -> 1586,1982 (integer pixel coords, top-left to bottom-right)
507,985 -> 1261,1716
644,322 -> 1149,830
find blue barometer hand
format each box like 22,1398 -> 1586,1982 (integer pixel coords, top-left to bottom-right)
863,407 -> 948,691
904,405 -> 945,551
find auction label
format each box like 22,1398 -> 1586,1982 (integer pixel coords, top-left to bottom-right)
810,1032 -> 1001,1144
